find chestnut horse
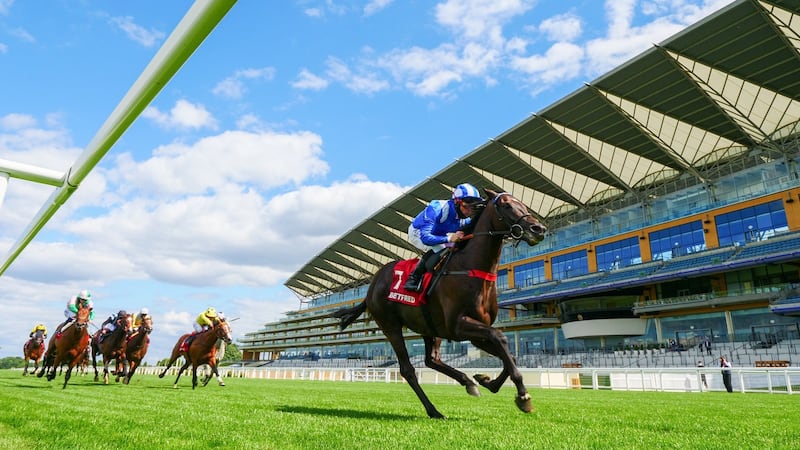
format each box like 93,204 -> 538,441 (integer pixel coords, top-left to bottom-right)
23,330 -> 46,376
158,318 -> 232,389
122,315 -> 153,385
38,306 -> 91,388
91,314 -> 132,384
333,189 -> 546,418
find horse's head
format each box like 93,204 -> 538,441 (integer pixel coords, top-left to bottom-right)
33,330 -> 45,344
120,314 -> 133,333
140,315 -> 154,334
485,189 -> 546,246
75,306 -> 91,329
214,319 -> 233,345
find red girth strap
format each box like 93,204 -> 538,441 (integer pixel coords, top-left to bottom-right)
468,269 -> 497,281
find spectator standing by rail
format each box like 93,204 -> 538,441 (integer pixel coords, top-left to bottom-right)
720,355 -> 733,392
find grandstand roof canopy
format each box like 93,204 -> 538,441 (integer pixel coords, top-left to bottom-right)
285,0 -> 800,298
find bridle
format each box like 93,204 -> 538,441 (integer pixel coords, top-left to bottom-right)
471,192 -> 541,241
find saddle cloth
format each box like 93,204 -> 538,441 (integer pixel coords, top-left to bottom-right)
387,259 -> 433,306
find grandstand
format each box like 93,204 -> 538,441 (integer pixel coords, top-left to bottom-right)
239,0 -> 800,369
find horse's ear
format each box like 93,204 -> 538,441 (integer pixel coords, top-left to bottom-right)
484,188 -> 498,200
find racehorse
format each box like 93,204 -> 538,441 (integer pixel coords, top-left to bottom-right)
22,330 -> 46,376
332,189 -> 546,418
158,318 -> 232,389
38,306 -> 91,388
122,315 -> 153,385
91,314 -> 132,384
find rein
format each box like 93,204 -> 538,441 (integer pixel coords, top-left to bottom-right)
441,192 -> 533,281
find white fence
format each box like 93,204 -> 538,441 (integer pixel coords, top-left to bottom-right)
139,365 -> 799,394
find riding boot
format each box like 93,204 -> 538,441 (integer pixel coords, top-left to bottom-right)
403,250 -> 434,292
56,319 -> 73,338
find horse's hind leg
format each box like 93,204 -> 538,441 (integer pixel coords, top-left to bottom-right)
423,337 -> 480,397
173,360 -> 191,388
384,328 -> 444,419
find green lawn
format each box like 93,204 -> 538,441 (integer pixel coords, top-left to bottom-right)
0,369 -> 796,449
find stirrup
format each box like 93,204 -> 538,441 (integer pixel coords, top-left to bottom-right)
403,276 -> 423,292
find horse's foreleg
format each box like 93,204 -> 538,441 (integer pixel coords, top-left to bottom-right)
384,327 -> 444,419
423,337 -> 480,397
92,348 -> 100,382
205,363 -> 225,387
456,317 -> 532,413
63,362 -> 78,389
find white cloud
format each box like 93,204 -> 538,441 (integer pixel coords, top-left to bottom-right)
109,16 -> 165,47
0,43 -> 7,53
9,27 -> 34,43
539,13 -> 582,42
364,0 -> 394,16
510,42 -> 584,85
292,69 -> 329,91
0,0 -> 11,15
325,57 -> 389,95
435,0 -> 535,44
142,99 -> 218,130
0,113 -> 37,130
212,67 -> 276,99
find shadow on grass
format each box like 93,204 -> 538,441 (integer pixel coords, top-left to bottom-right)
276,404 -> 423,421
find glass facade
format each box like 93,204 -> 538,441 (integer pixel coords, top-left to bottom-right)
648,220 -> 705,261
715,200 -> 789,247
513,260 -> 545,288
596,236 -> 642,271
551,250 -> 589,280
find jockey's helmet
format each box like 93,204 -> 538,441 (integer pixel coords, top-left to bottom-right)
117,310 -> 128,318
140,307 -> 149,316
452,183 -> 483,205
205,307 -> 217,318
77,289 -> 91,301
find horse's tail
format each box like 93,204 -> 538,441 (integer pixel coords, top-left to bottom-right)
331,301 -> 366,331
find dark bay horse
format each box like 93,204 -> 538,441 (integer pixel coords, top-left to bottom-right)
92,314 -> 132,384
122,315 -> 153,385
23,330 -> 46,376
333,189 -> 546,418
158,319 -> 233,389
38,306 -> 91,388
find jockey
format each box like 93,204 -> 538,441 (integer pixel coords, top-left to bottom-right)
30,323 -> 48,339
180,307 -> 218,352
402,183 -> 484,292
55,289 -> 94,335
131,307 -> 150,329
194,307 -> 219,334
98,310 -> 129,342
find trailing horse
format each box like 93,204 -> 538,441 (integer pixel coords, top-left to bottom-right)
22,330 -> 46,376
158,318 -> 232,389
332,189 -> 546,418
91,314 -> 132,384
38,306 -> 91,388
122,315 -> 153,385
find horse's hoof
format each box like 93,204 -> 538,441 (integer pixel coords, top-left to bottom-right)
219,382 -> 226,387
428,411 -> 446,420
158,373 -> 165,378
473,373 -> 490,386
172,385 -> 178,389
466,384 -> 481,397
515,393 -> 533,413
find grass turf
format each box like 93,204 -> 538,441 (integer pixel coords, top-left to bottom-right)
0,369 -> 796,449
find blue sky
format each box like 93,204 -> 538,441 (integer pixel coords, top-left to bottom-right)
0,0 -> 733,363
